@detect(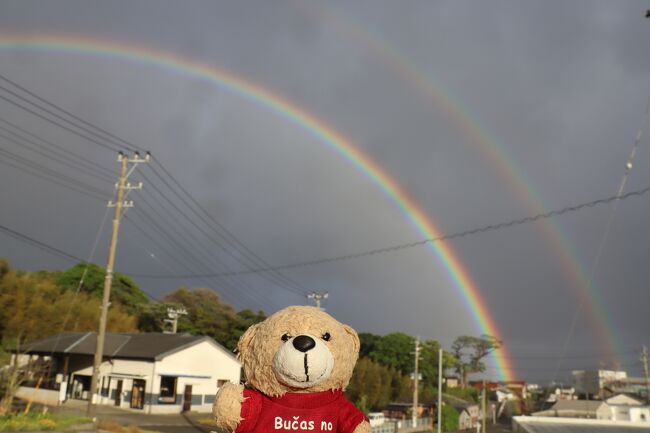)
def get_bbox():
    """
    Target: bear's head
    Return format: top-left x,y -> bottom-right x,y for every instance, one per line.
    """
237,305 -> 360,397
